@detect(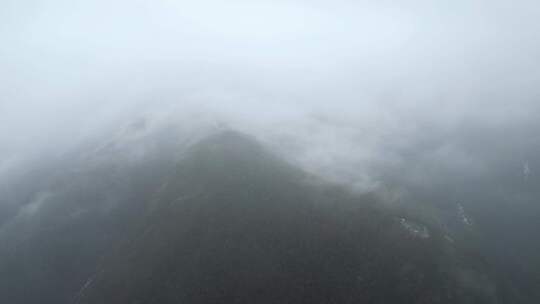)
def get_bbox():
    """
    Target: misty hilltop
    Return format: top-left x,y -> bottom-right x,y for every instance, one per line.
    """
3,1 -> 540,303
0,129 -> 508,304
